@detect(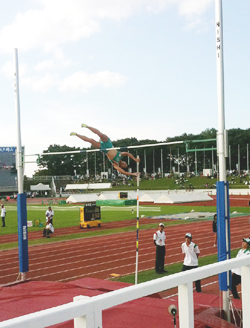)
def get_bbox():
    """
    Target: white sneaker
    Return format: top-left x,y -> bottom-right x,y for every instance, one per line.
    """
70,132 -> 77,136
